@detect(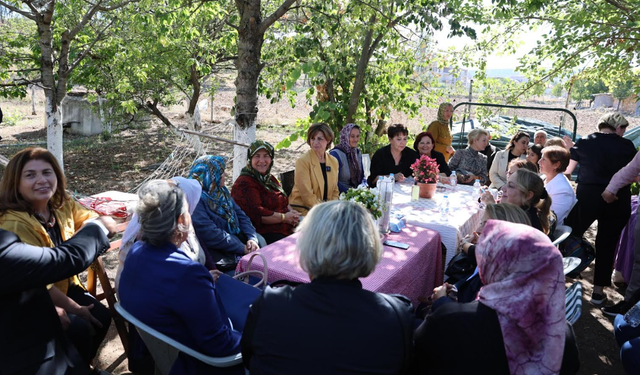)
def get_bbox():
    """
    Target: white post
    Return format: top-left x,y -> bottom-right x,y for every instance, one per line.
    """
232,122 -> 255,182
